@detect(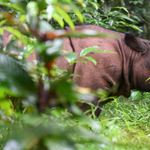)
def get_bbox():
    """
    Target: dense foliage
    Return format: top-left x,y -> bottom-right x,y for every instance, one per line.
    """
0,0 -> 150,149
